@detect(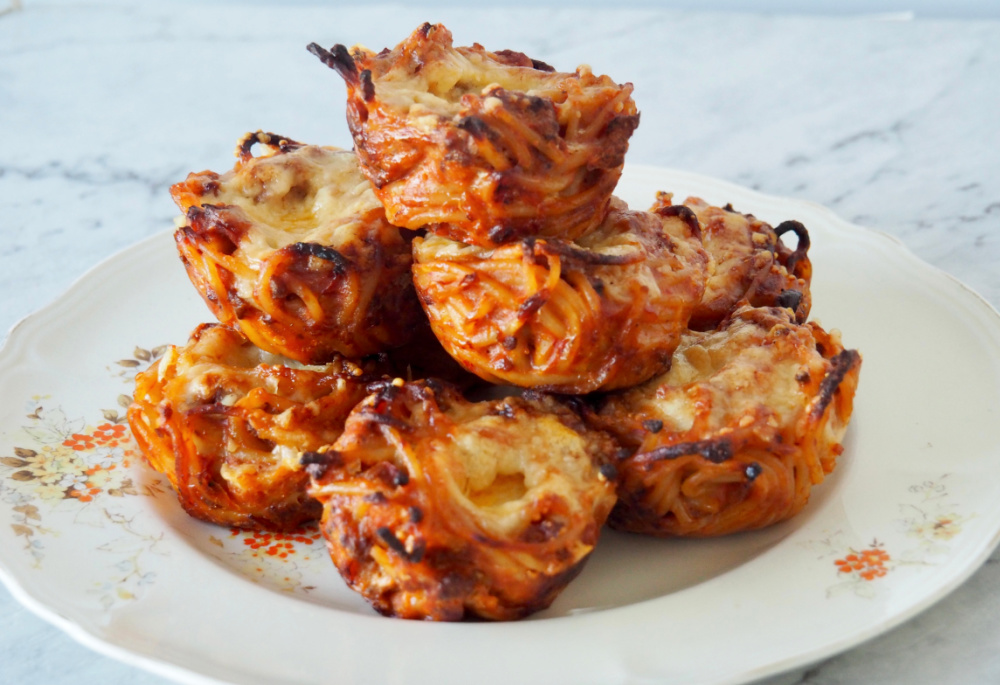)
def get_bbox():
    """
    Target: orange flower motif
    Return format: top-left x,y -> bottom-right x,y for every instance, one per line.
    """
93,423 -> 128,447
67,485 -> 101,503
834,544 -> 891,581
861,548 -> 890,564
62,433 -> 96,451
230,527 -> 323,562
